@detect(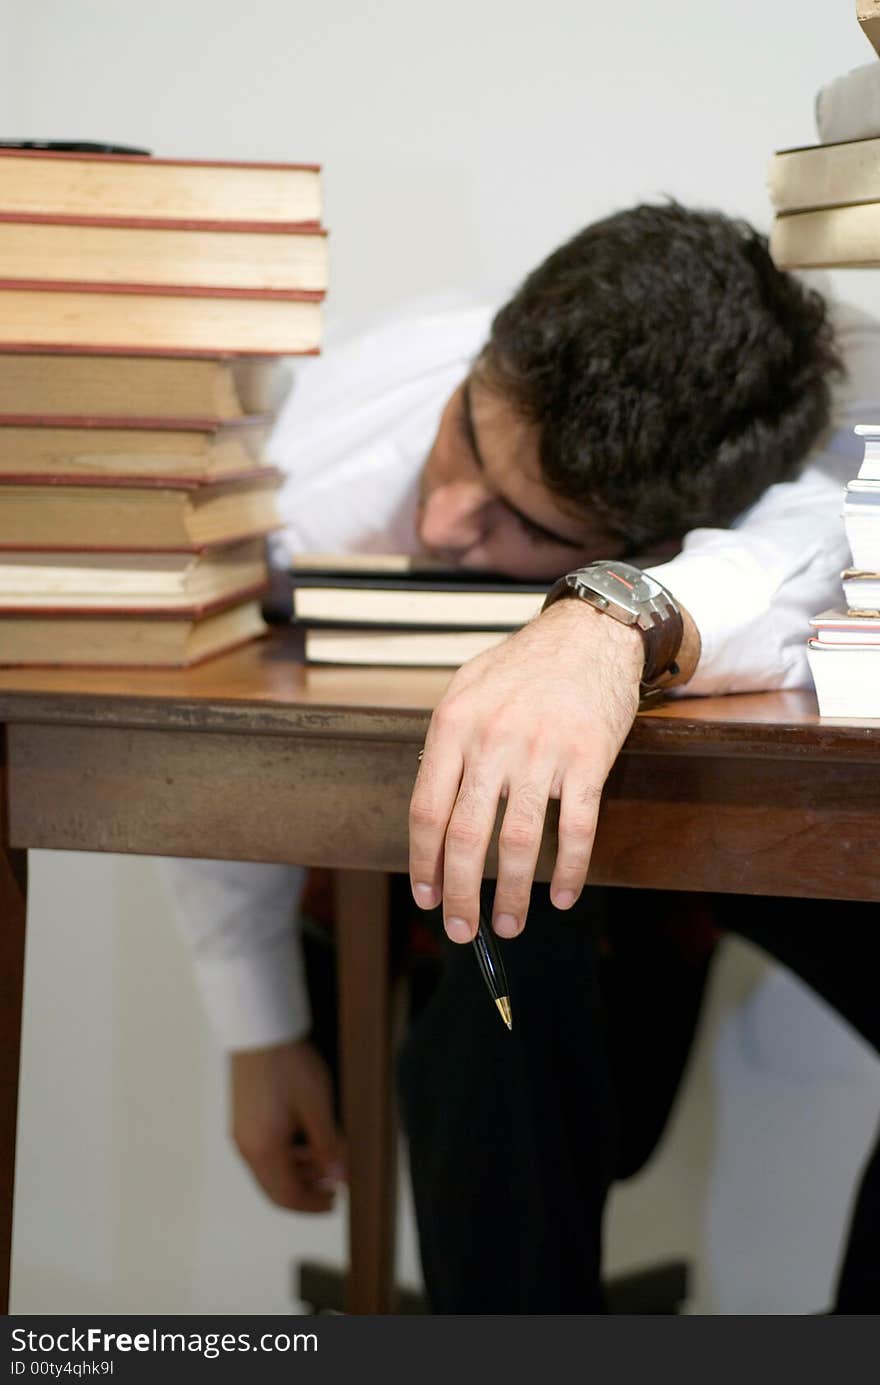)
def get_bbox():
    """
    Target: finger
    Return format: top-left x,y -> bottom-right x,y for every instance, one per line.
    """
441,760 -> 505,942
249,1149 -> 336,1214
292,1148 -> 346,1199
297,1109 -> 346,1184
409,729 -> 464,912
491,770 -> 554,936
549,771 -> 603,910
